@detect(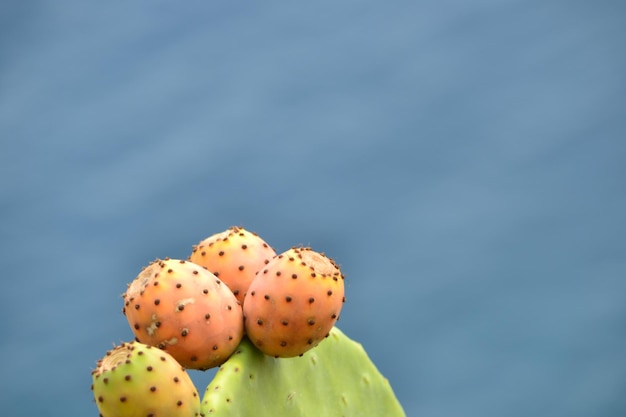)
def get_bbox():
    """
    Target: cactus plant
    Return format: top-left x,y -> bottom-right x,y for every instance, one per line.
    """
92,226 -> 405,416
200,327 -> 405,416
123,258 -> 244,370
243,247 -> 345,358
91,341 -> 201,417
189,226 -> 277,304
